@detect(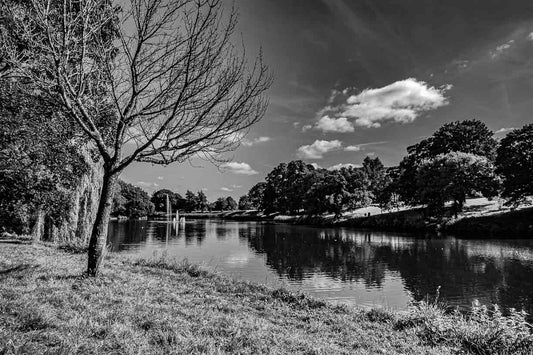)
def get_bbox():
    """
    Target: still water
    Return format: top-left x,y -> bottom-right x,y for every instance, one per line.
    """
108,218 -> 533,315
